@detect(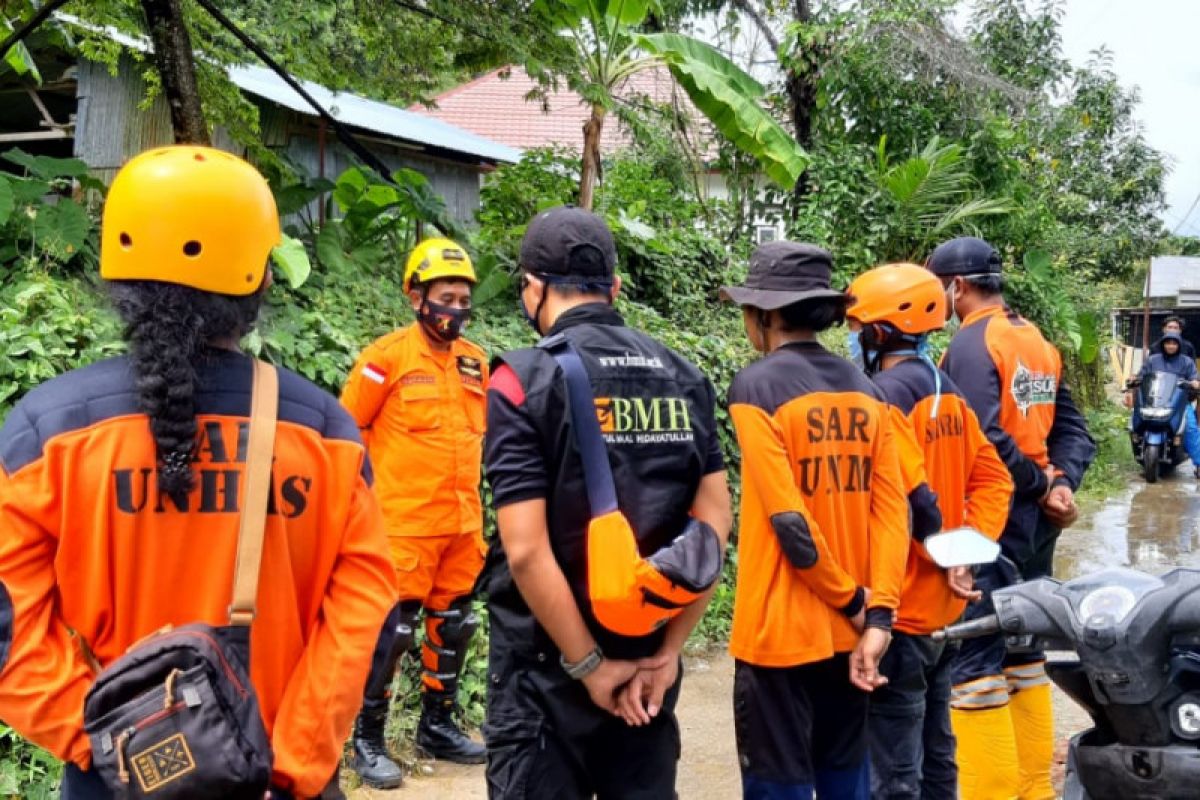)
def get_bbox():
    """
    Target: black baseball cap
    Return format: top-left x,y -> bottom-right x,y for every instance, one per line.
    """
720,242 -> 845,310
519,205 -> 616,281
925,236 -> 1002,277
